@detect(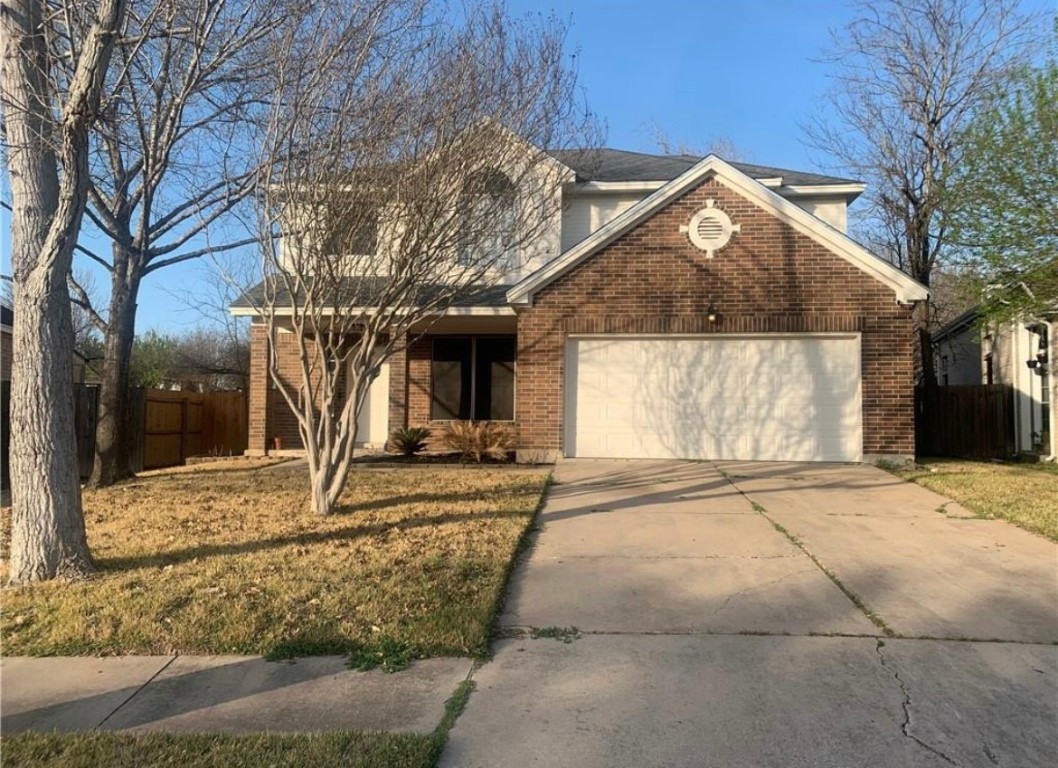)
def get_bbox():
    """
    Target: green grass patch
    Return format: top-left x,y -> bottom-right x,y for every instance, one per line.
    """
1,464 -> 550,657
529,626 -> 581,643
0,731 -> 436,768
893,459 -> 1057,540
0,676 -> 479,768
